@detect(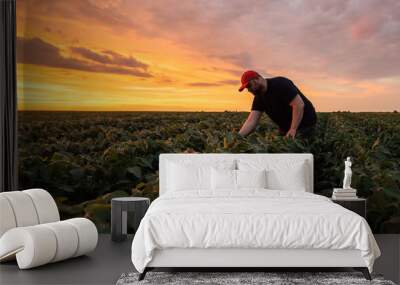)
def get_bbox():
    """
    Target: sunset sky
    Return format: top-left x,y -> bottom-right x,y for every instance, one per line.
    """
16,0 -> 400,112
